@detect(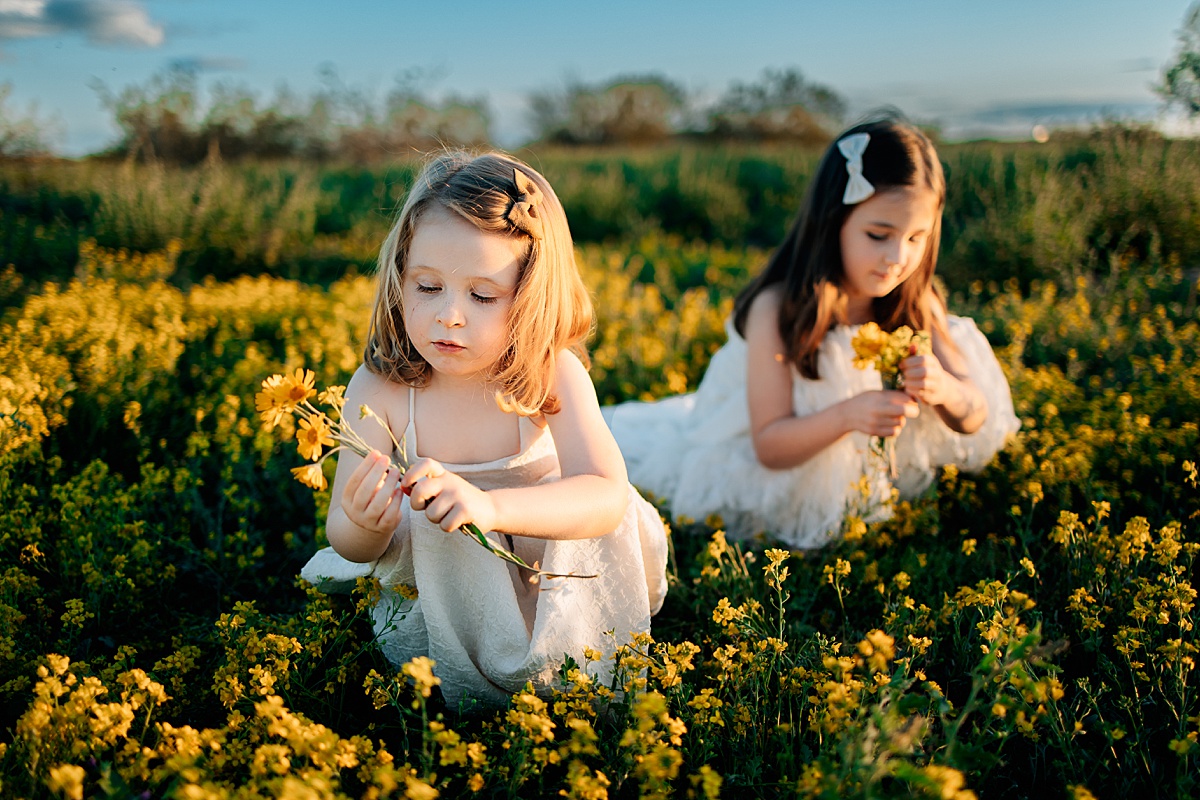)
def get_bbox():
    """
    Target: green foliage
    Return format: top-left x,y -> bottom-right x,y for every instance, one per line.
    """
0,83 -> 60,158
90,65 -> 491,165
4,125 -> 1198,277
706,67 -> 845,143
1159,3 -> 1200,117
0,132 -> 1199,797
529,74 -> 687,145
